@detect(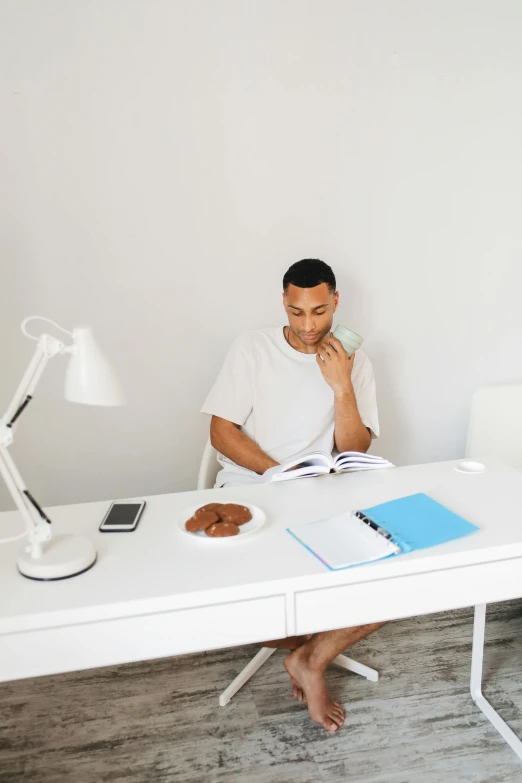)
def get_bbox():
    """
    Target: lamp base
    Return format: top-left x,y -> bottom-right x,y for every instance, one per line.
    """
17,534 -> 97,580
